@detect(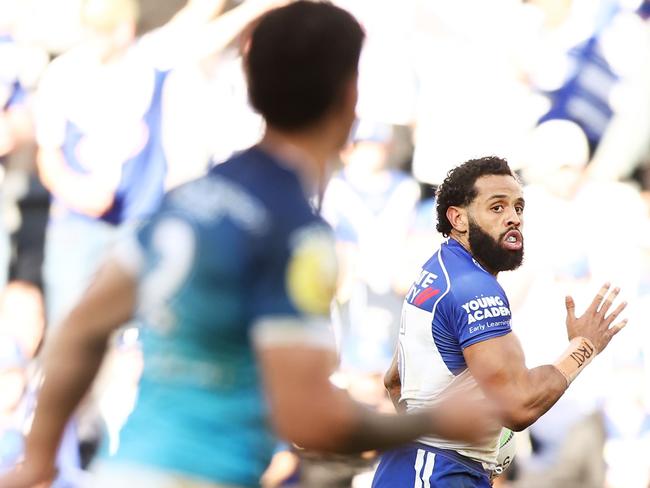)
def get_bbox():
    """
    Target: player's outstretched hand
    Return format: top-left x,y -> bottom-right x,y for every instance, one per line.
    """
565,282 -> 628,354
427,390 -> 501,444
